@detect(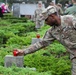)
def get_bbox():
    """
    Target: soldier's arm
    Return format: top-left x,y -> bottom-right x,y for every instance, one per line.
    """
22,28 -> 55,55
73,18 -> 76,29
34,10 -> 37,21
